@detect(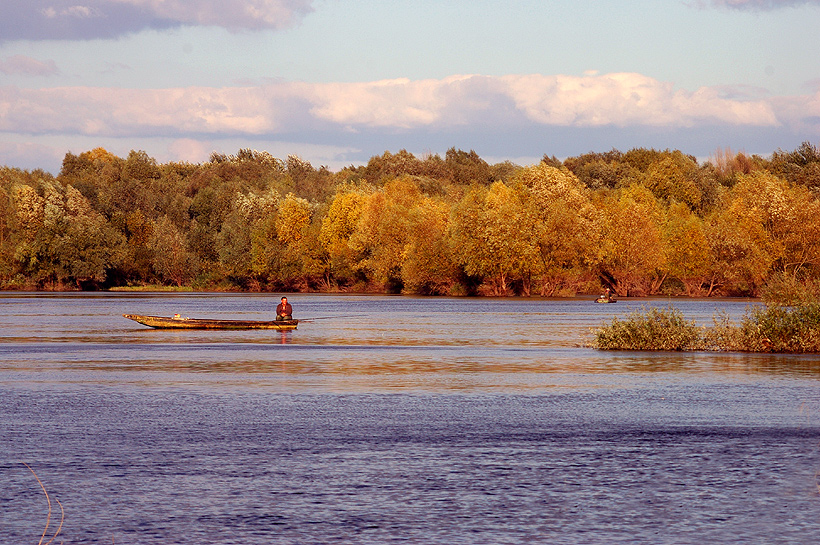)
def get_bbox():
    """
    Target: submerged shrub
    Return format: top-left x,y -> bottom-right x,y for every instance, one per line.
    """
737,302 -> 820,353
594,306 -> 703,351
701,310 -> 745,352
595,298 -> 820,353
